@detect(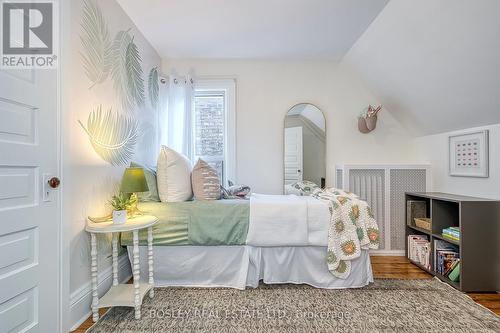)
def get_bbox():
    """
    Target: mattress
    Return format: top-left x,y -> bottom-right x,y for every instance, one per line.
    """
121,195 -> 331,247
